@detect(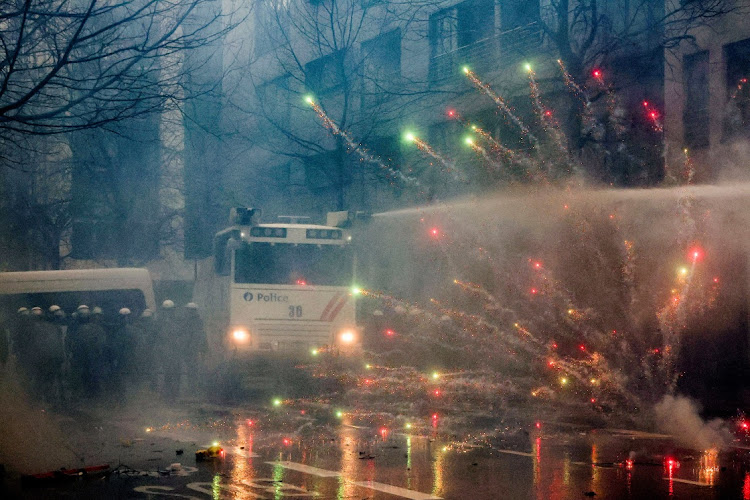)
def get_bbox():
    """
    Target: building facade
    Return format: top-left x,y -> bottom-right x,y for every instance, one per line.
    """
213,0 -> 668,234
664,4 -> 750,182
